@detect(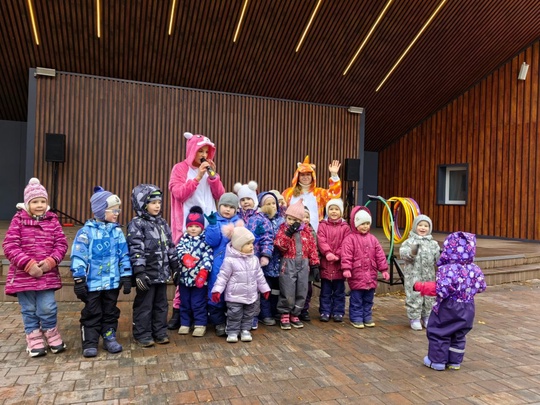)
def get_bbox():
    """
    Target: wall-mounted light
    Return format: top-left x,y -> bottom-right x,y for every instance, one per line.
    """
348,107 -> 364,114
233,0 -> 249,43
34,67 -> 56,77
518,62 -> 529,81
168,0 -> 178,35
